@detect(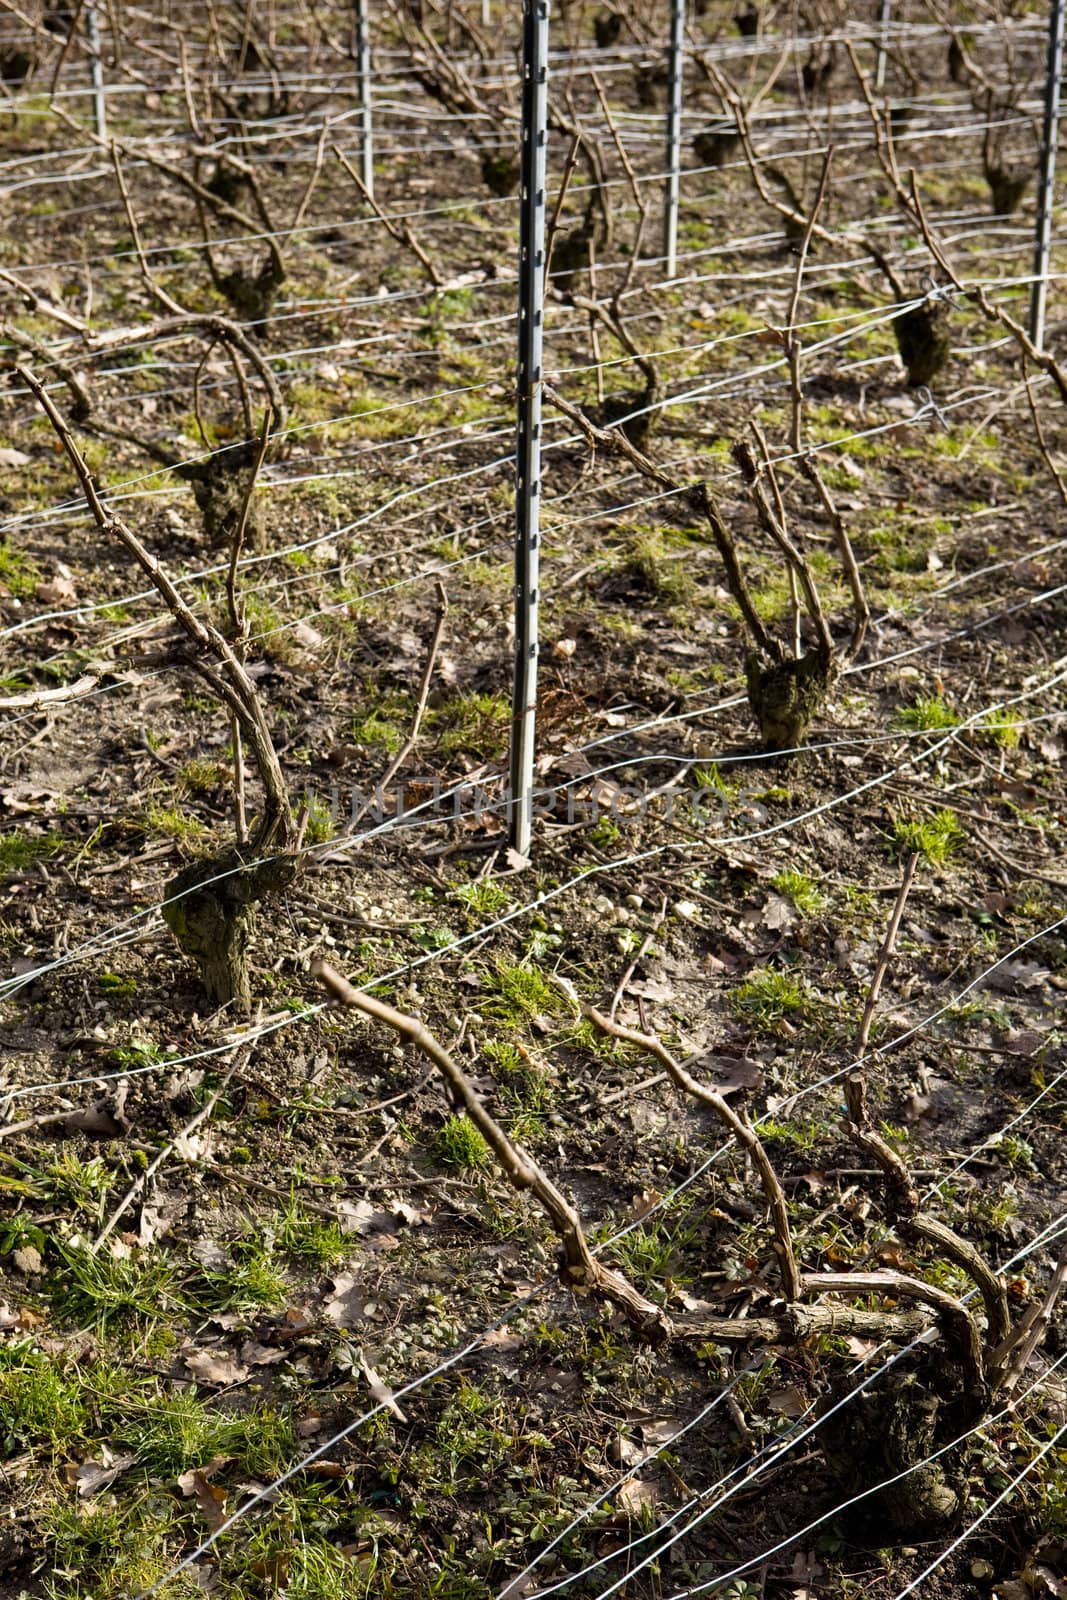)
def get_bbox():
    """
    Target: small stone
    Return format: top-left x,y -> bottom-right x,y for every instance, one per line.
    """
592,895 -> 614,917
970,1561 -> 994,1581
625,894 -> 644,909
674,900 -> 699,920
